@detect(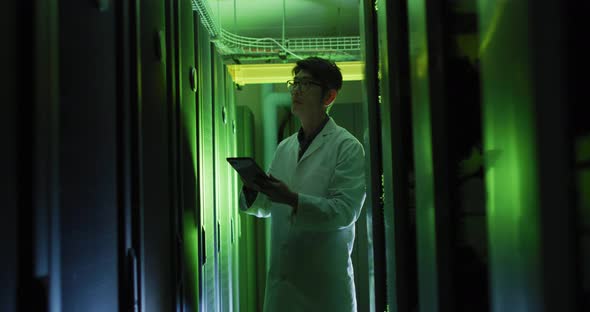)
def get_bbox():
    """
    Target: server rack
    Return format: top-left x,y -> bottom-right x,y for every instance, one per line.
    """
373,0 -> 417,311
139,0 -> 178,310
226,70 -> 240,312
568,4 -> 590,310
360,1 -> 387,311
116,0 -> 142,310
195,18 -> 217,312
177,0 -> 200,310
236,106 -> 260,312
211,48 -> 239,312
477,1 -> 578,310
1,2 -> 19,310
